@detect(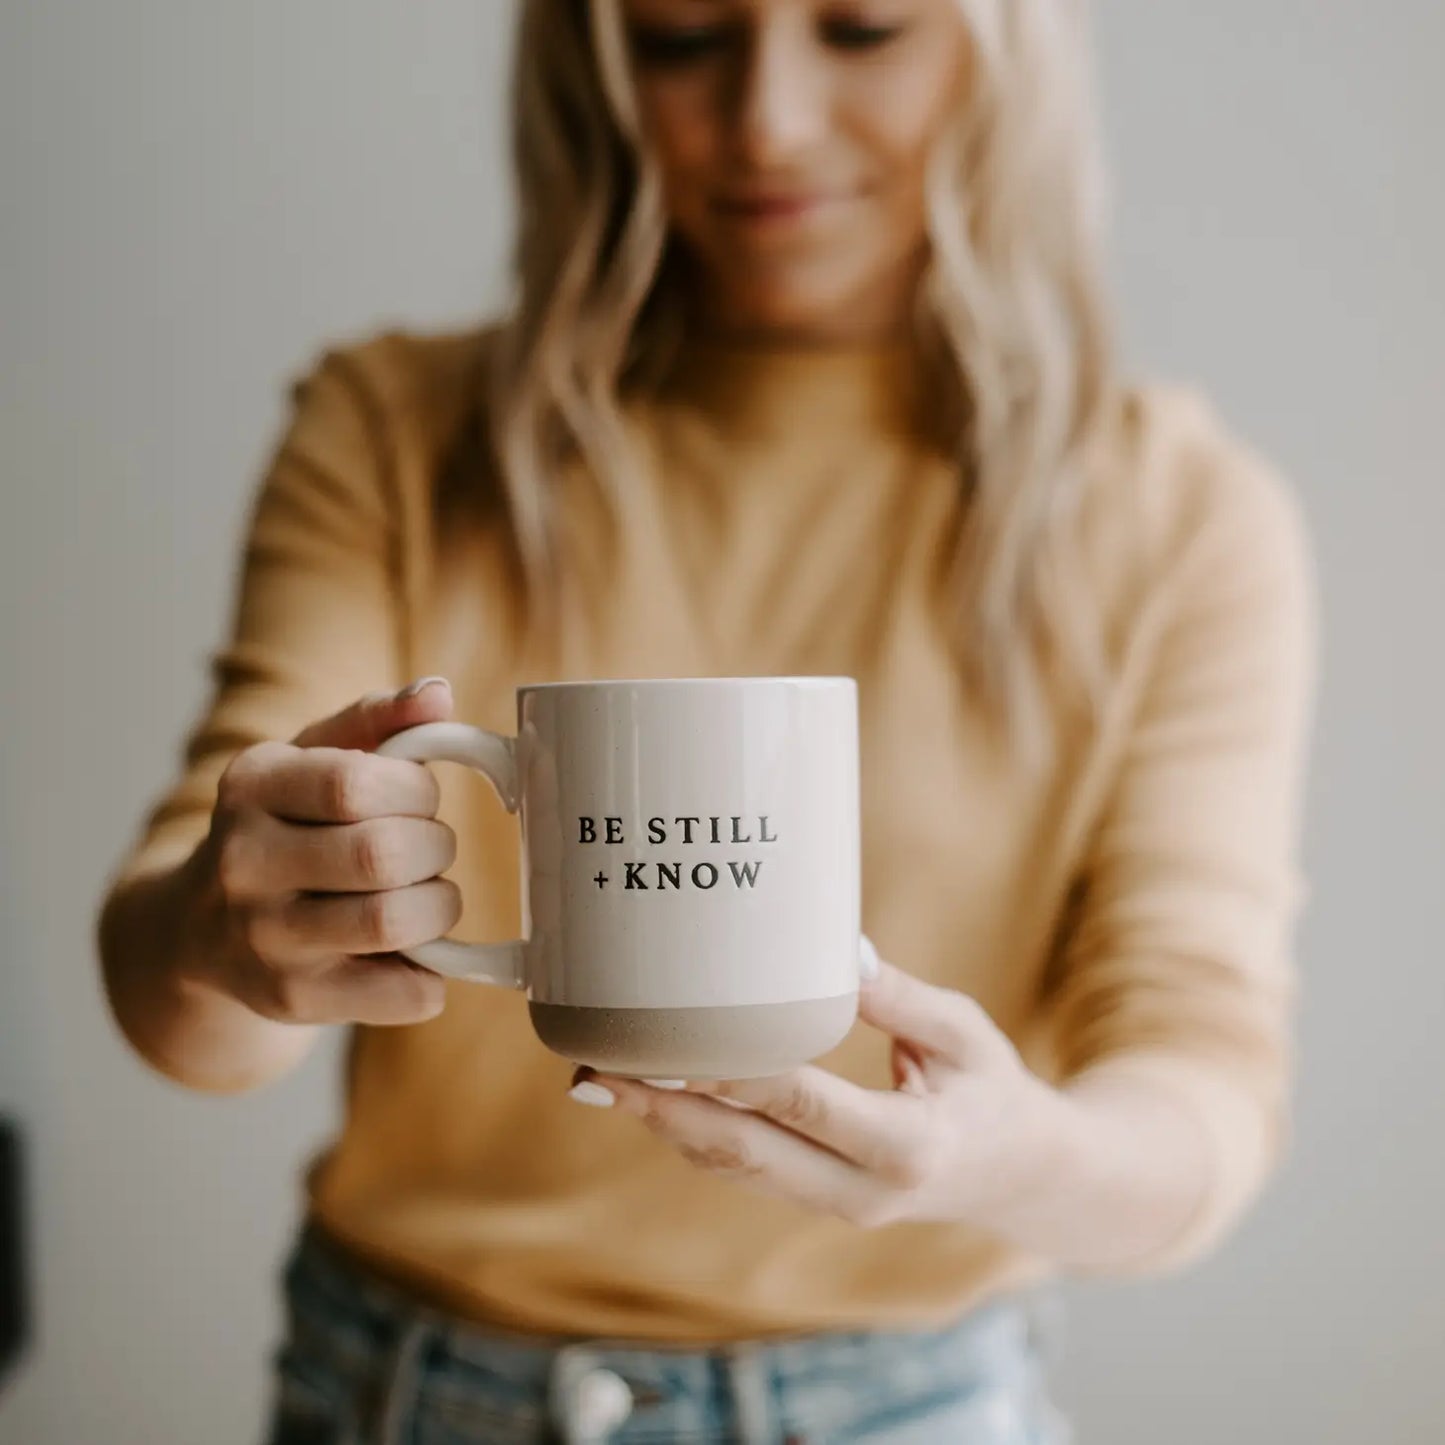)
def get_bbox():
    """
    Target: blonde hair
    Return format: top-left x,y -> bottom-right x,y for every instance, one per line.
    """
483,0 -> 1115,755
